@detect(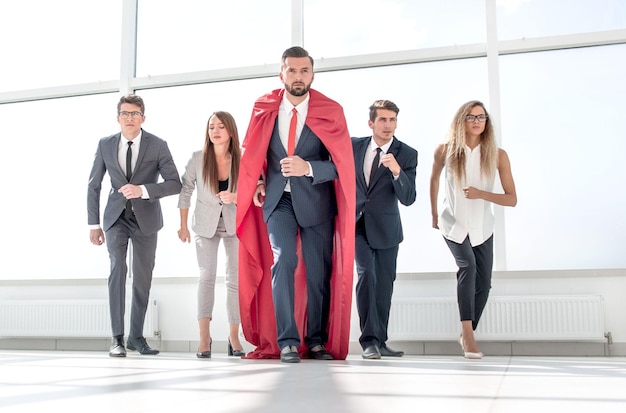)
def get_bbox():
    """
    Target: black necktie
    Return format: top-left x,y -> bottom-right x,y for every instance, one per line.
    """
369,147 -> 381,187
126,141 -> 133,181
125,141 -> 133,218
